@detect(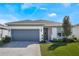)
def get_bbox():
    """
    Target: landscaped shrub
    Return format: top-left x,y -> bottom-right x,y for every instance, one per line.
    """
1,37 -> 5,43
52,37 -> 77,43
49,40 -> 53,42
52,38 -> 58,42
62,36 -> 78,43
62,38 -> 73,42
57,39 -> 63,42
49,39 -> 63,42
0,40 -> 4,46
40,40 -> 46,43
71,35 -> 78,42
0,36 -> 11,46
2,36 -> 11,43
